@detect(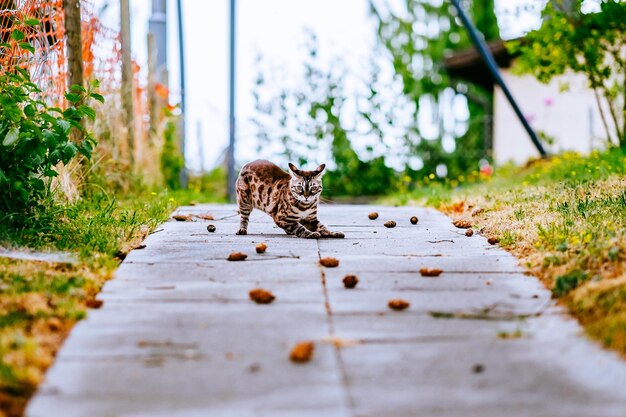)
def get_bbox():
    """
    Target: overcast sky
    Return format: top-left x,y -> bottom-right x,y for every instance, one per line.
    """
95,0 -> 561,172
